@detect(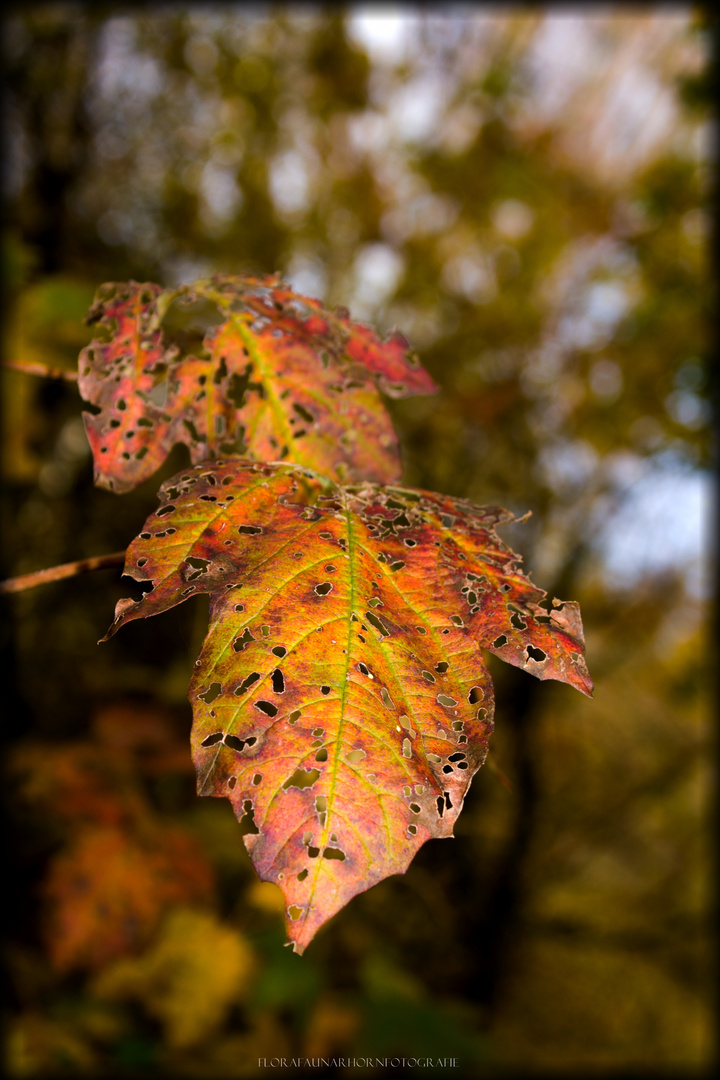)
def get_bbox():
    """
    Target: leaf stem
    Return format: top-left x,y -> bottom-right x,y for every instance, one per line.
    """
2,359 -> 79,382
0,552 -> 126,595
